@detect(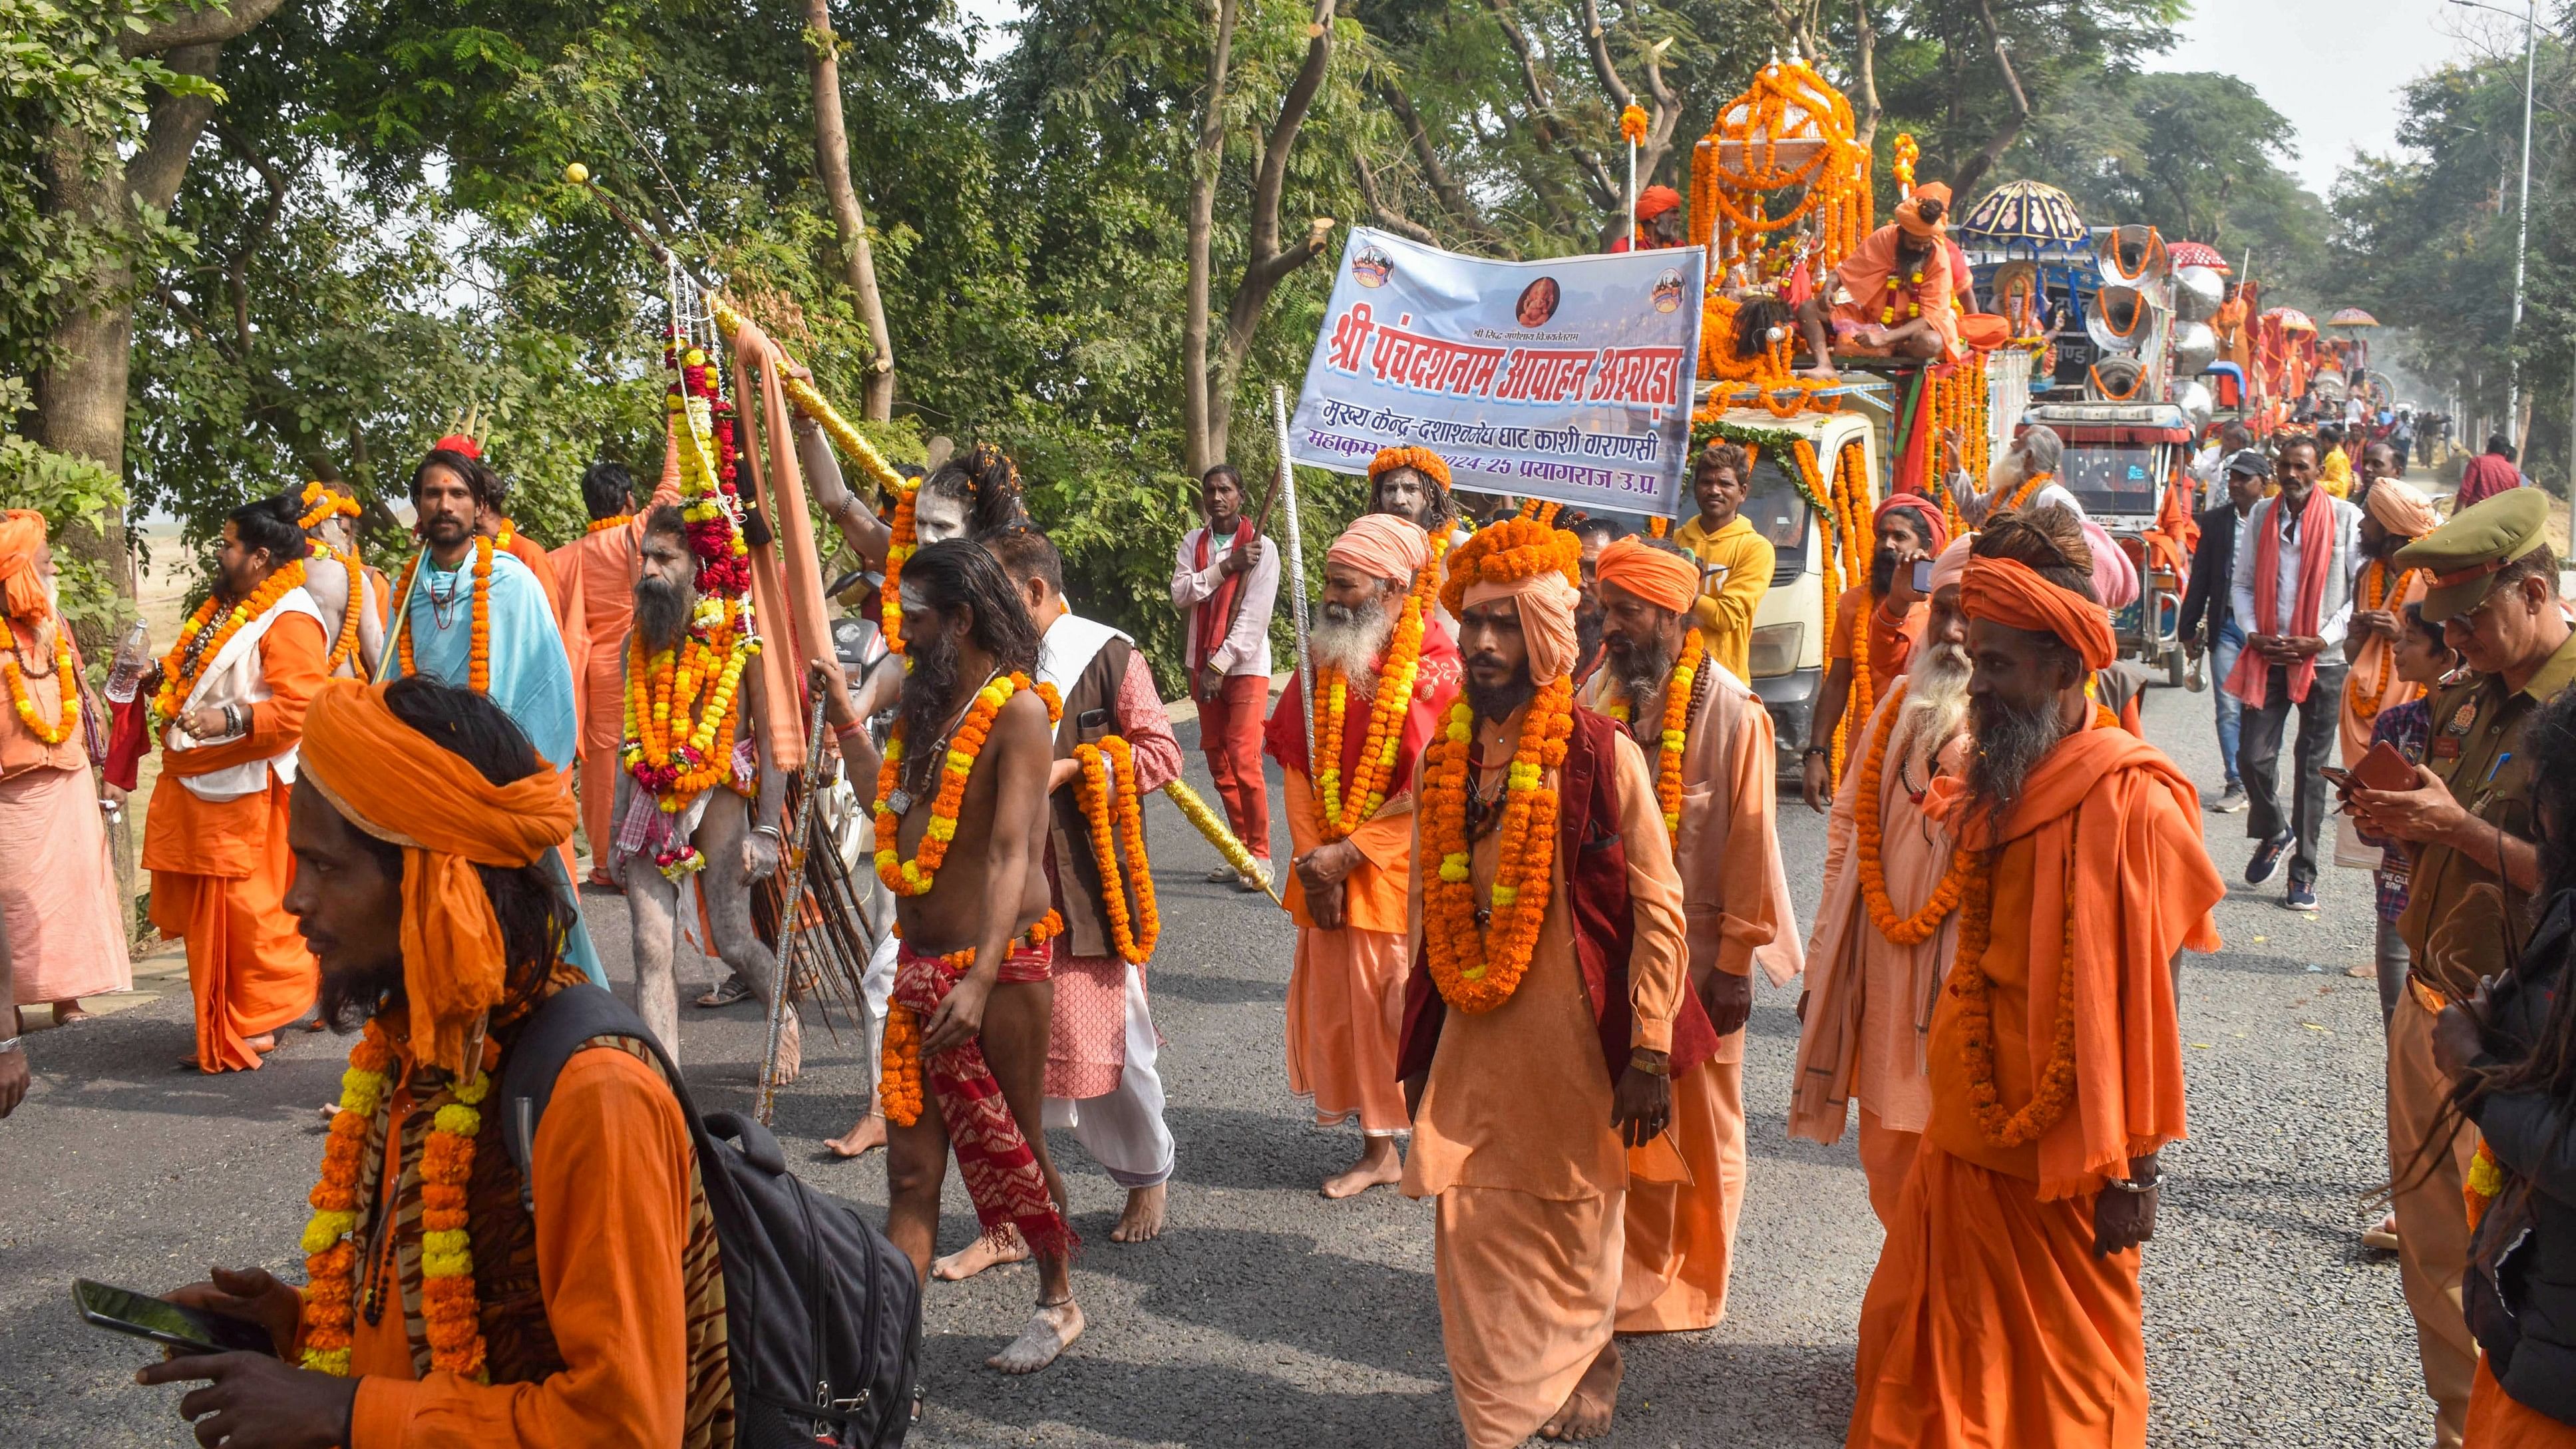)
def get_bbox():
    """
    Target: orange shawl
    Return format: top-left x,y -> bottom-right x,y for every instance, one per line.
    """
1926,725 -> 2223,1198
300,678 -> 576,1073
